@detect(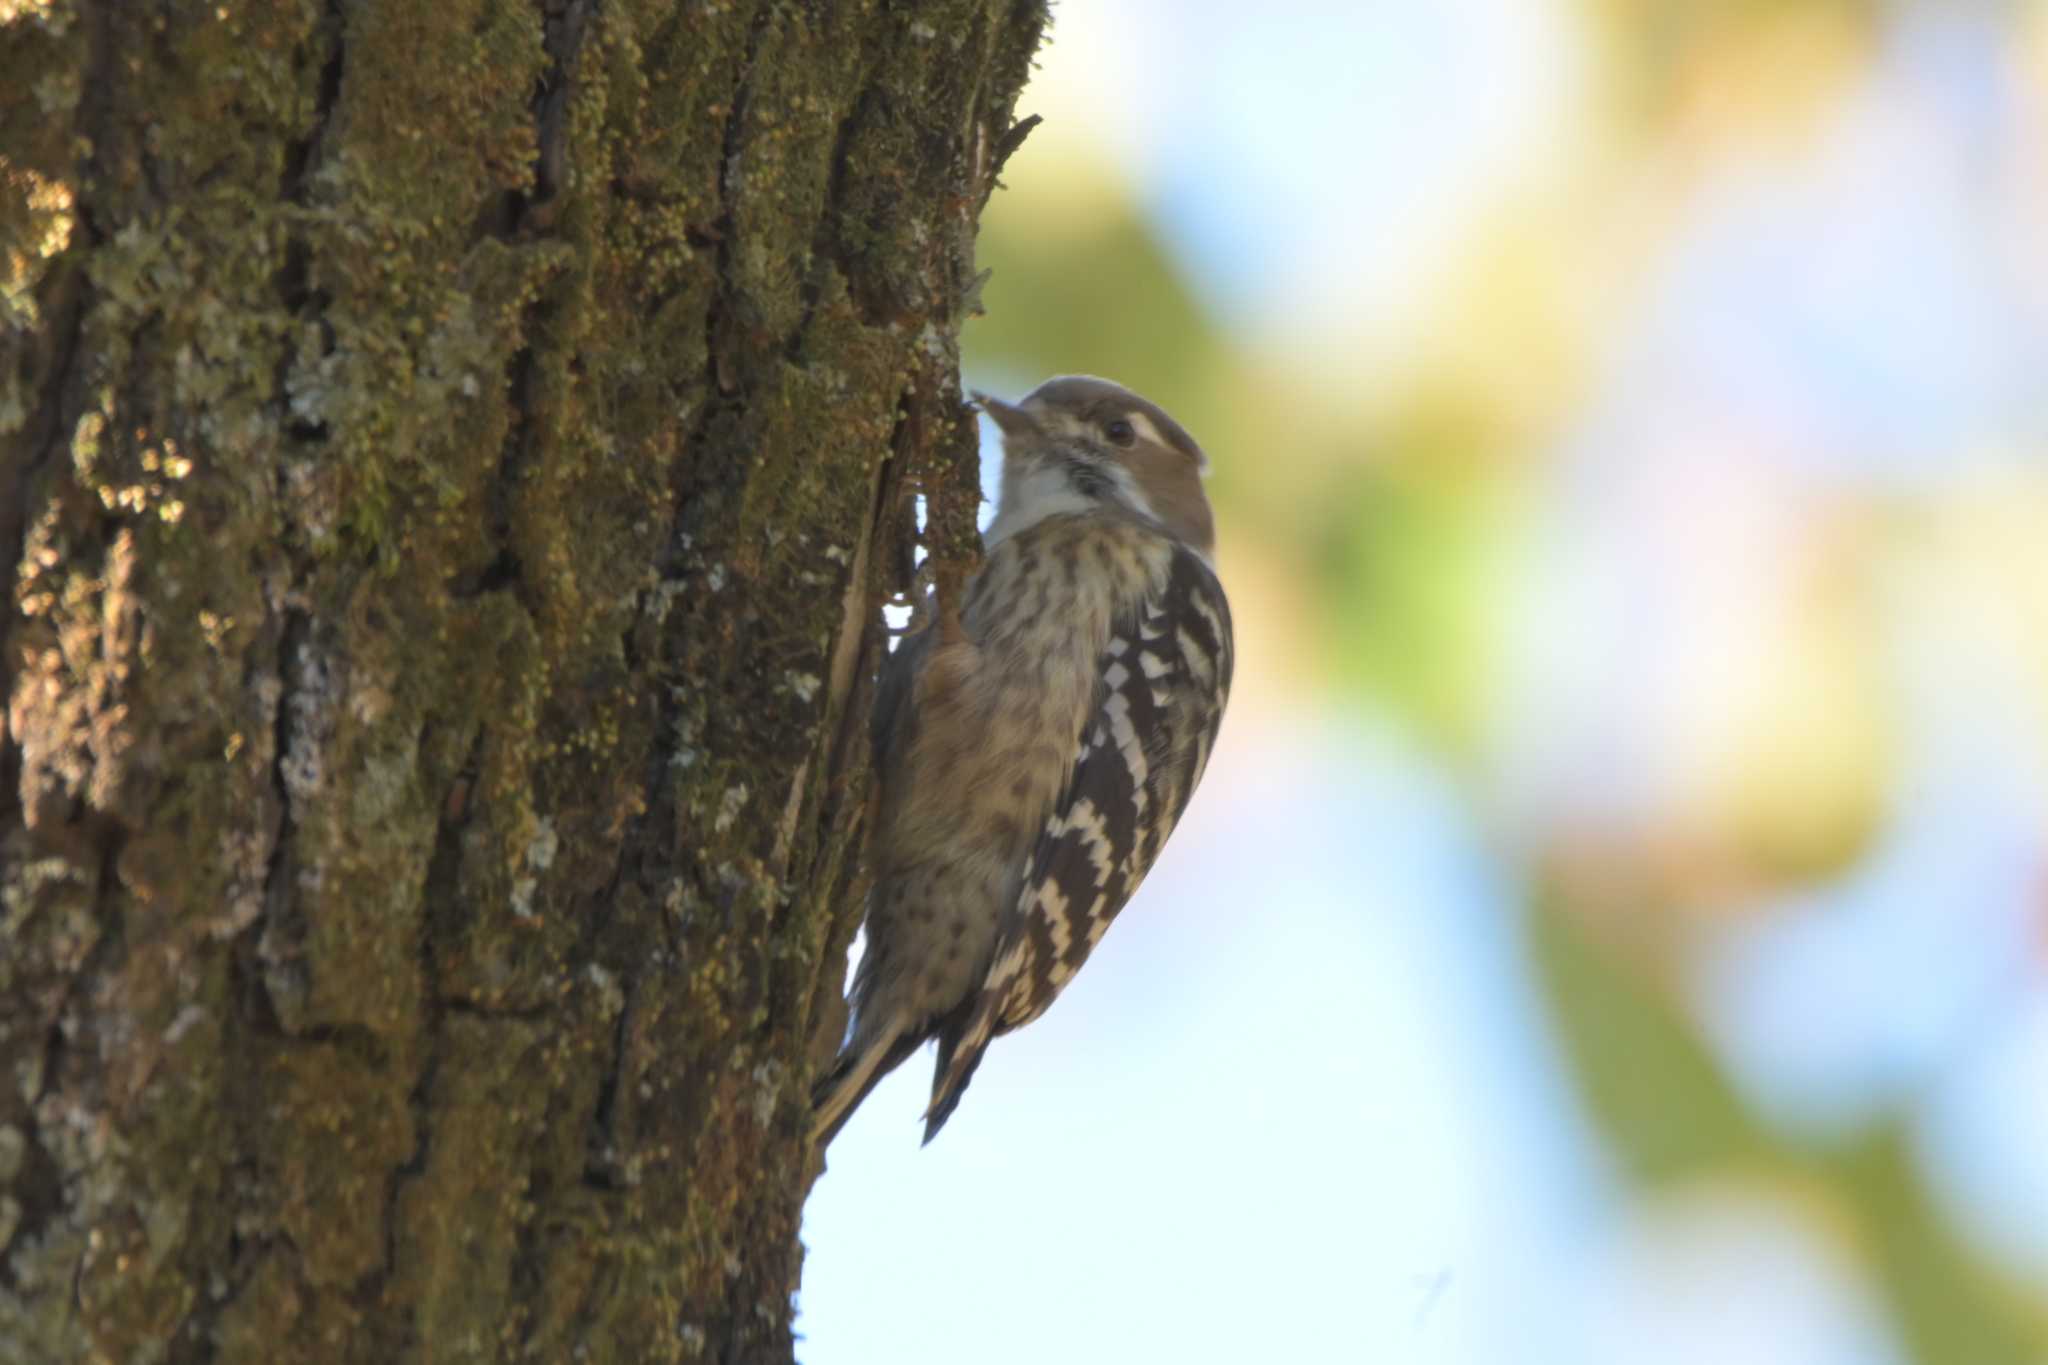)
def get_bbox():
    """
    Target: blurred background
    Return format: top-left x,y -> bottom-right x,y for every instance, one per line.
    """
801,2 -> 2048,1361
